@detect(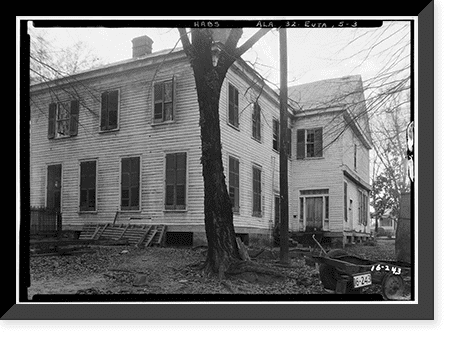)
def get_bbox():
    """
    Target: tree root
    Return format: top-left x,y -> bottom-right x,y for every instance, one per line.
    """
225,260 -> 287,283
